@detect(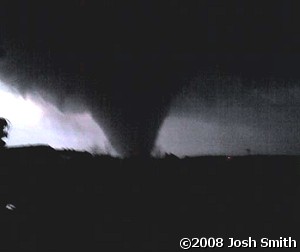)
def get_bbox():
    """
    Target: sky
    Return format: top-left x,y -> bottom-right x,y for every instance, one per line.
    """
155,74 -> 300,157
1,76 -> 299,157
0,81 -> 116,155
1,1 -> 300,157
